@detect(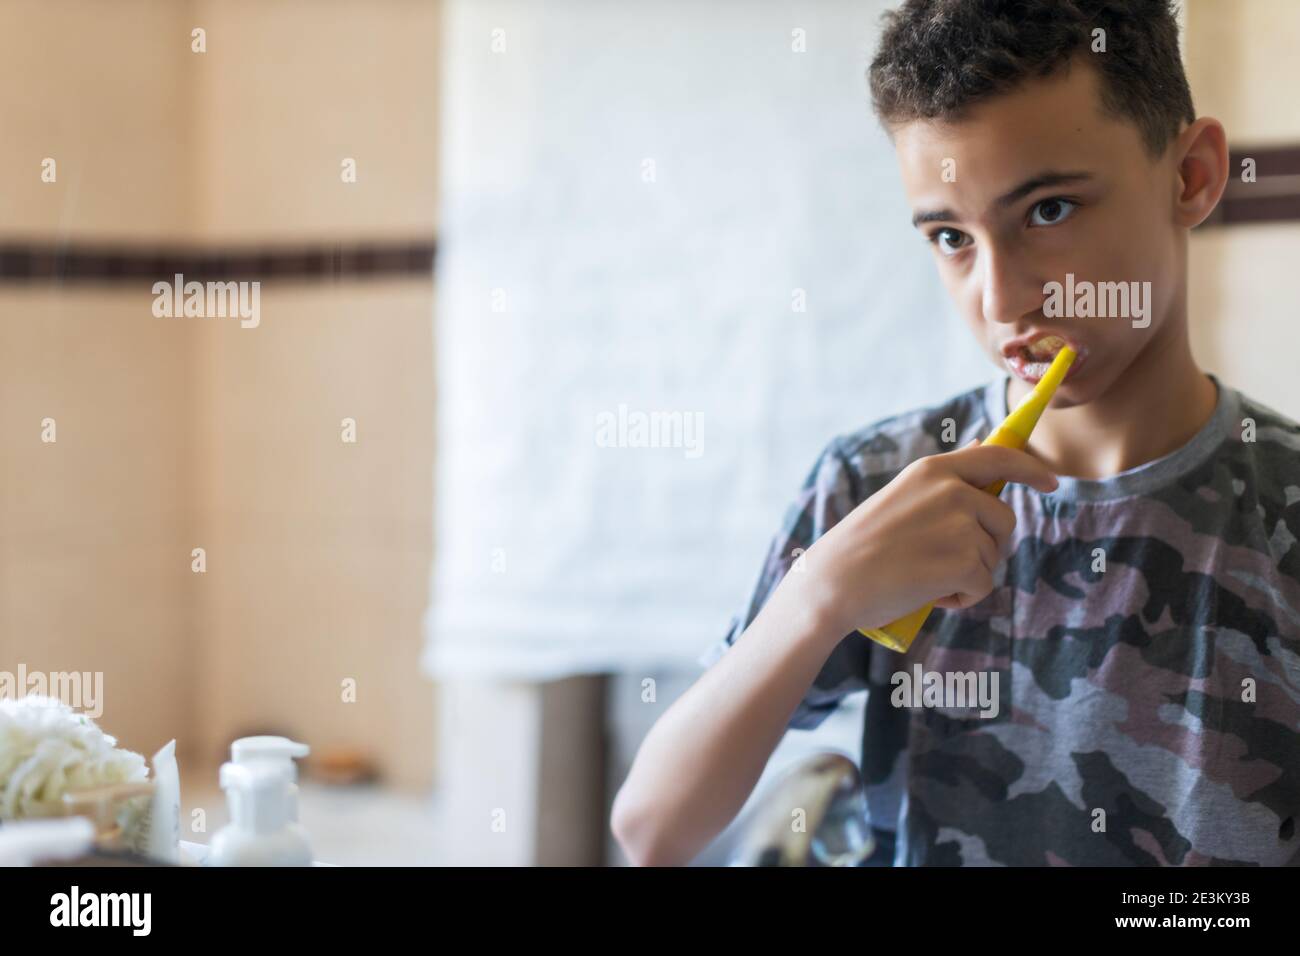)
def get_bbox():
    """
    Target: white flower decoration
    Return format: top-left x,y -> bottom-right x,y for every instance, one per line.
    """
0,695 -> 147,820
